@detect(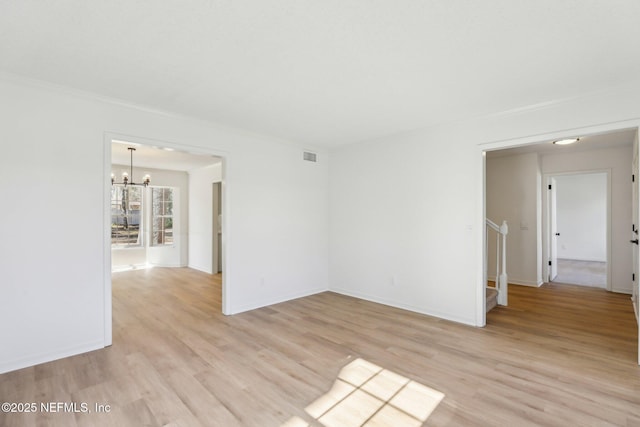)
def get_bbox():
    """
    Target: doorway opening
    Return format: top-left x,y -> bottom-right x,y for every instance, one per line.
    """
546,172 -> 609,289
480,126 -> 637,325
104,133 -> 228,346
480,123 -> 640,364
